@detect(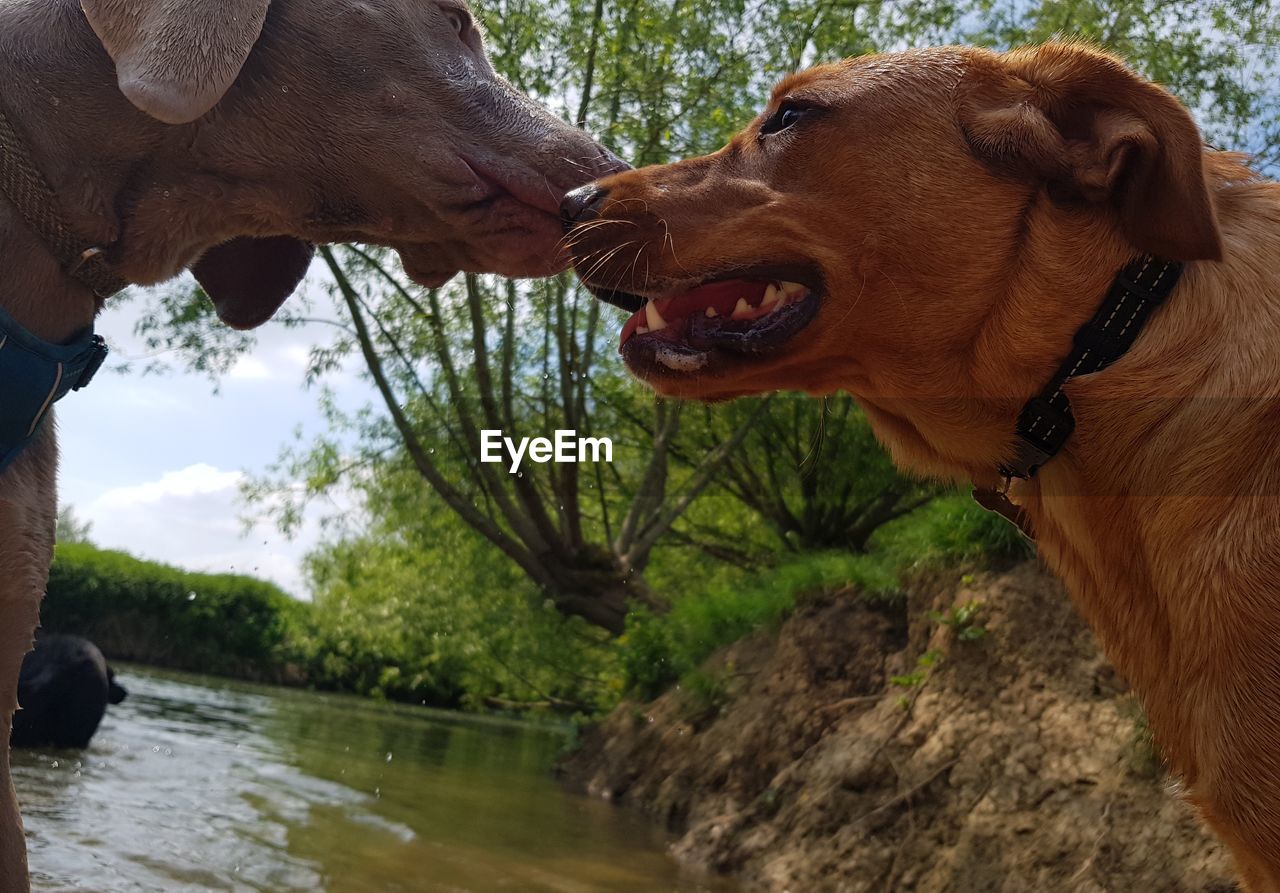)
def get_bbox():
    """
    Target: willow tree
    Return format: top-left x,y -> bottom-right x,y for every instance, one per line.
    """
294,247 -> 756,633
